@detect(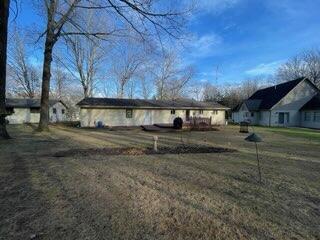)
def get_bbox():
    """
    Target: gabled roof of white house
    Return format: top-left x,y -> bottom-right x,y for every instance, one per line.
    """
6,98 -> 66,108
77,98 -> 229,110
234,77 -> 318,112
248,77 -> 308,110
